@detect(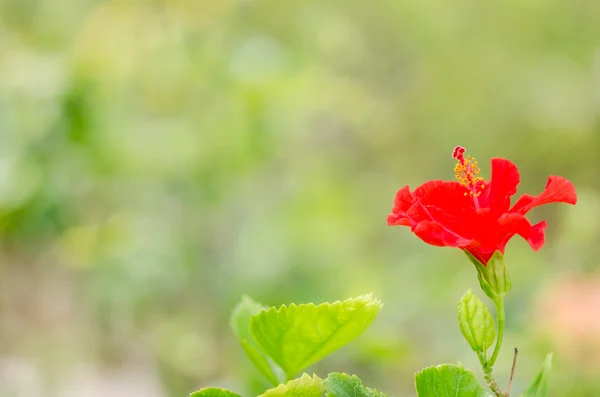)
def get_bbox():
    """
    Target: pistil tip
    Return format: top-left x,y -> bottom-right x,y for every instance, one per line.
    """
452,146 -> 466,161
